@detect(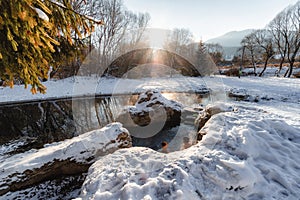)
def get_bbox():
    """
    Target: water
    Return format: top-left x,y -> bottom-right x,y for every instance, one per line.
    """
0,92 -> 210,154
92,92 -> 208,151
